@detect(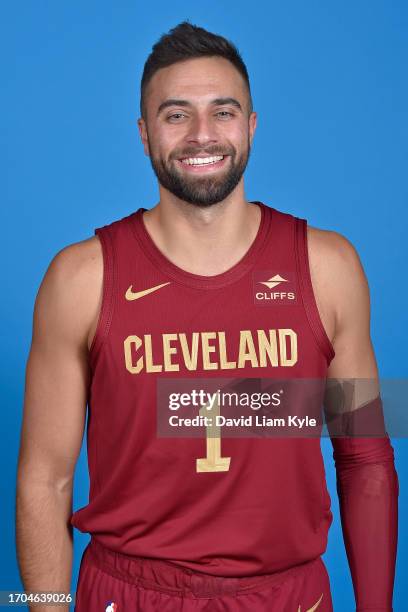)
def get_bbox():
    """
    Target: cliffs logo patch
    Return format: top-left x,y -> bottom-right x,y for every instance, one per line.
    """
253,271 -> 297,305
